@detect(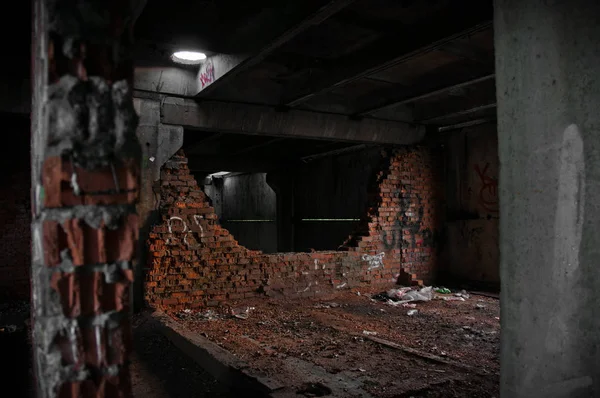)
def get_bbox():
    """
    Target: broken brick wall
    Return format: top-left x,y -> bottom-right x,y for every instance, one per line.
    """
145,147 -> 443,311
342,146 -> 445,284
